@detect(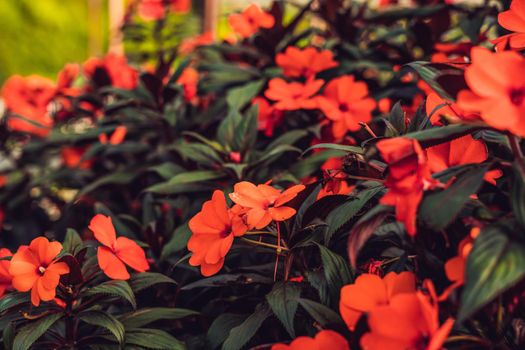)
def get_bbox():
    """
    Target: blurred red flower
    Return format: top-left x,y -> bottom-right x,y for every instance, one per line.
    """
276,46 -> 338,79
99,126 -> 127,145
252,97 -> 283,137
228,4 -> 275,38
457,47 -> 525,136
492,0 -> 525,51
176,67 -> 198,102
137,0 -> 190,20
61,146 -> 93,169
83,53 -> 138,90
1,75 -> 55,137
317,75 -> 376,139
272,330 -> 349,350
265,78 -> 323,111
377,138 -> 440,236
0,248 -> 12,298
179,32 -> 214,55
